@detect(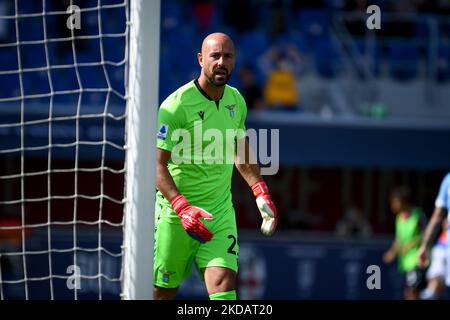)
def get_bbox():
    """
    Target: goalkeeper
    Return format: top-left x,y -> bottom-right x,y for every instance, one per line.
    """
153,33 -> 278,300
